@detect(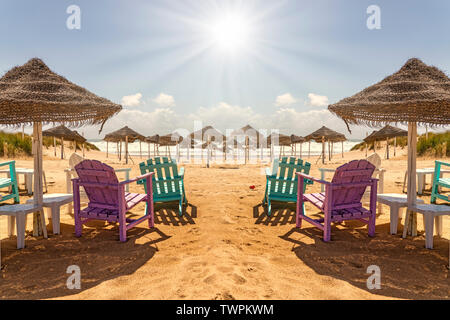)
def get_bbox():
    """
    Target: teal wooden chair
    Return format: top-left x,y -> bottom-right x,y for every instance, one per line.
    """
0,160 -> 20,204
138,157 -> 187,216
431,160 -> 450,204
263,157 -> 313,216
